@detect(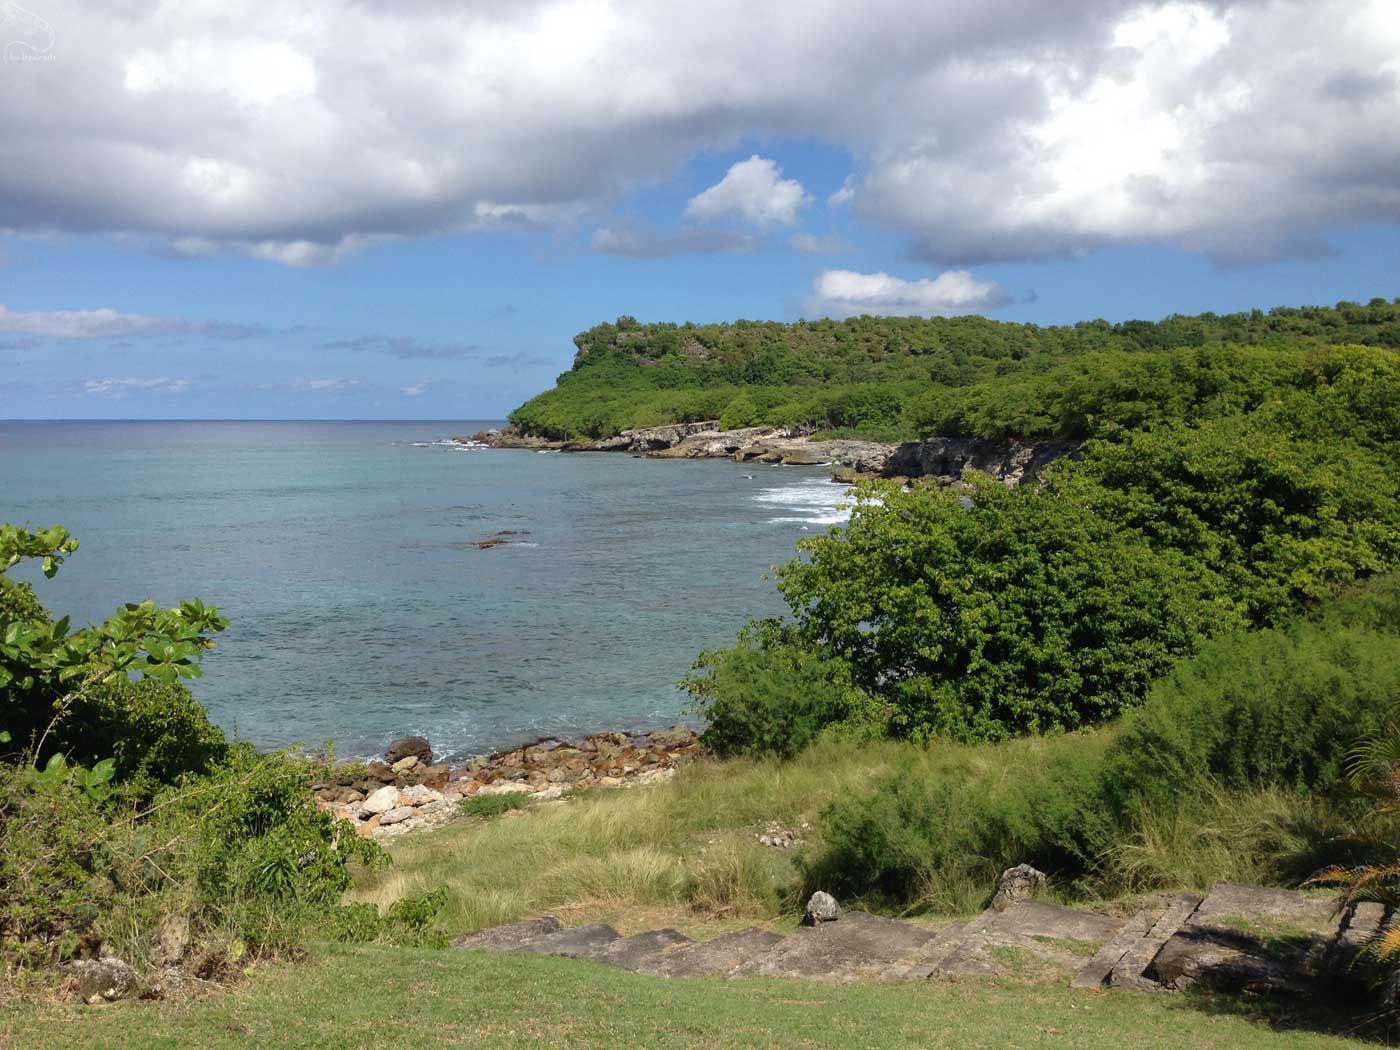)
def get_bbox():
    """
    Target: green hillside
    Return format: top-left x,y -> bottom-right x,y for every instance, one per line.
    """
509,299 -> 1400,442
